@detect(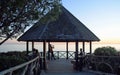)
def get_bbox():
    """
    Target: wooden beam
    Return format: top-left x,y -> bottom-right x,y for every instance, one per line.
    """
66,42 -> 68,59
43,41 -> 46,70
